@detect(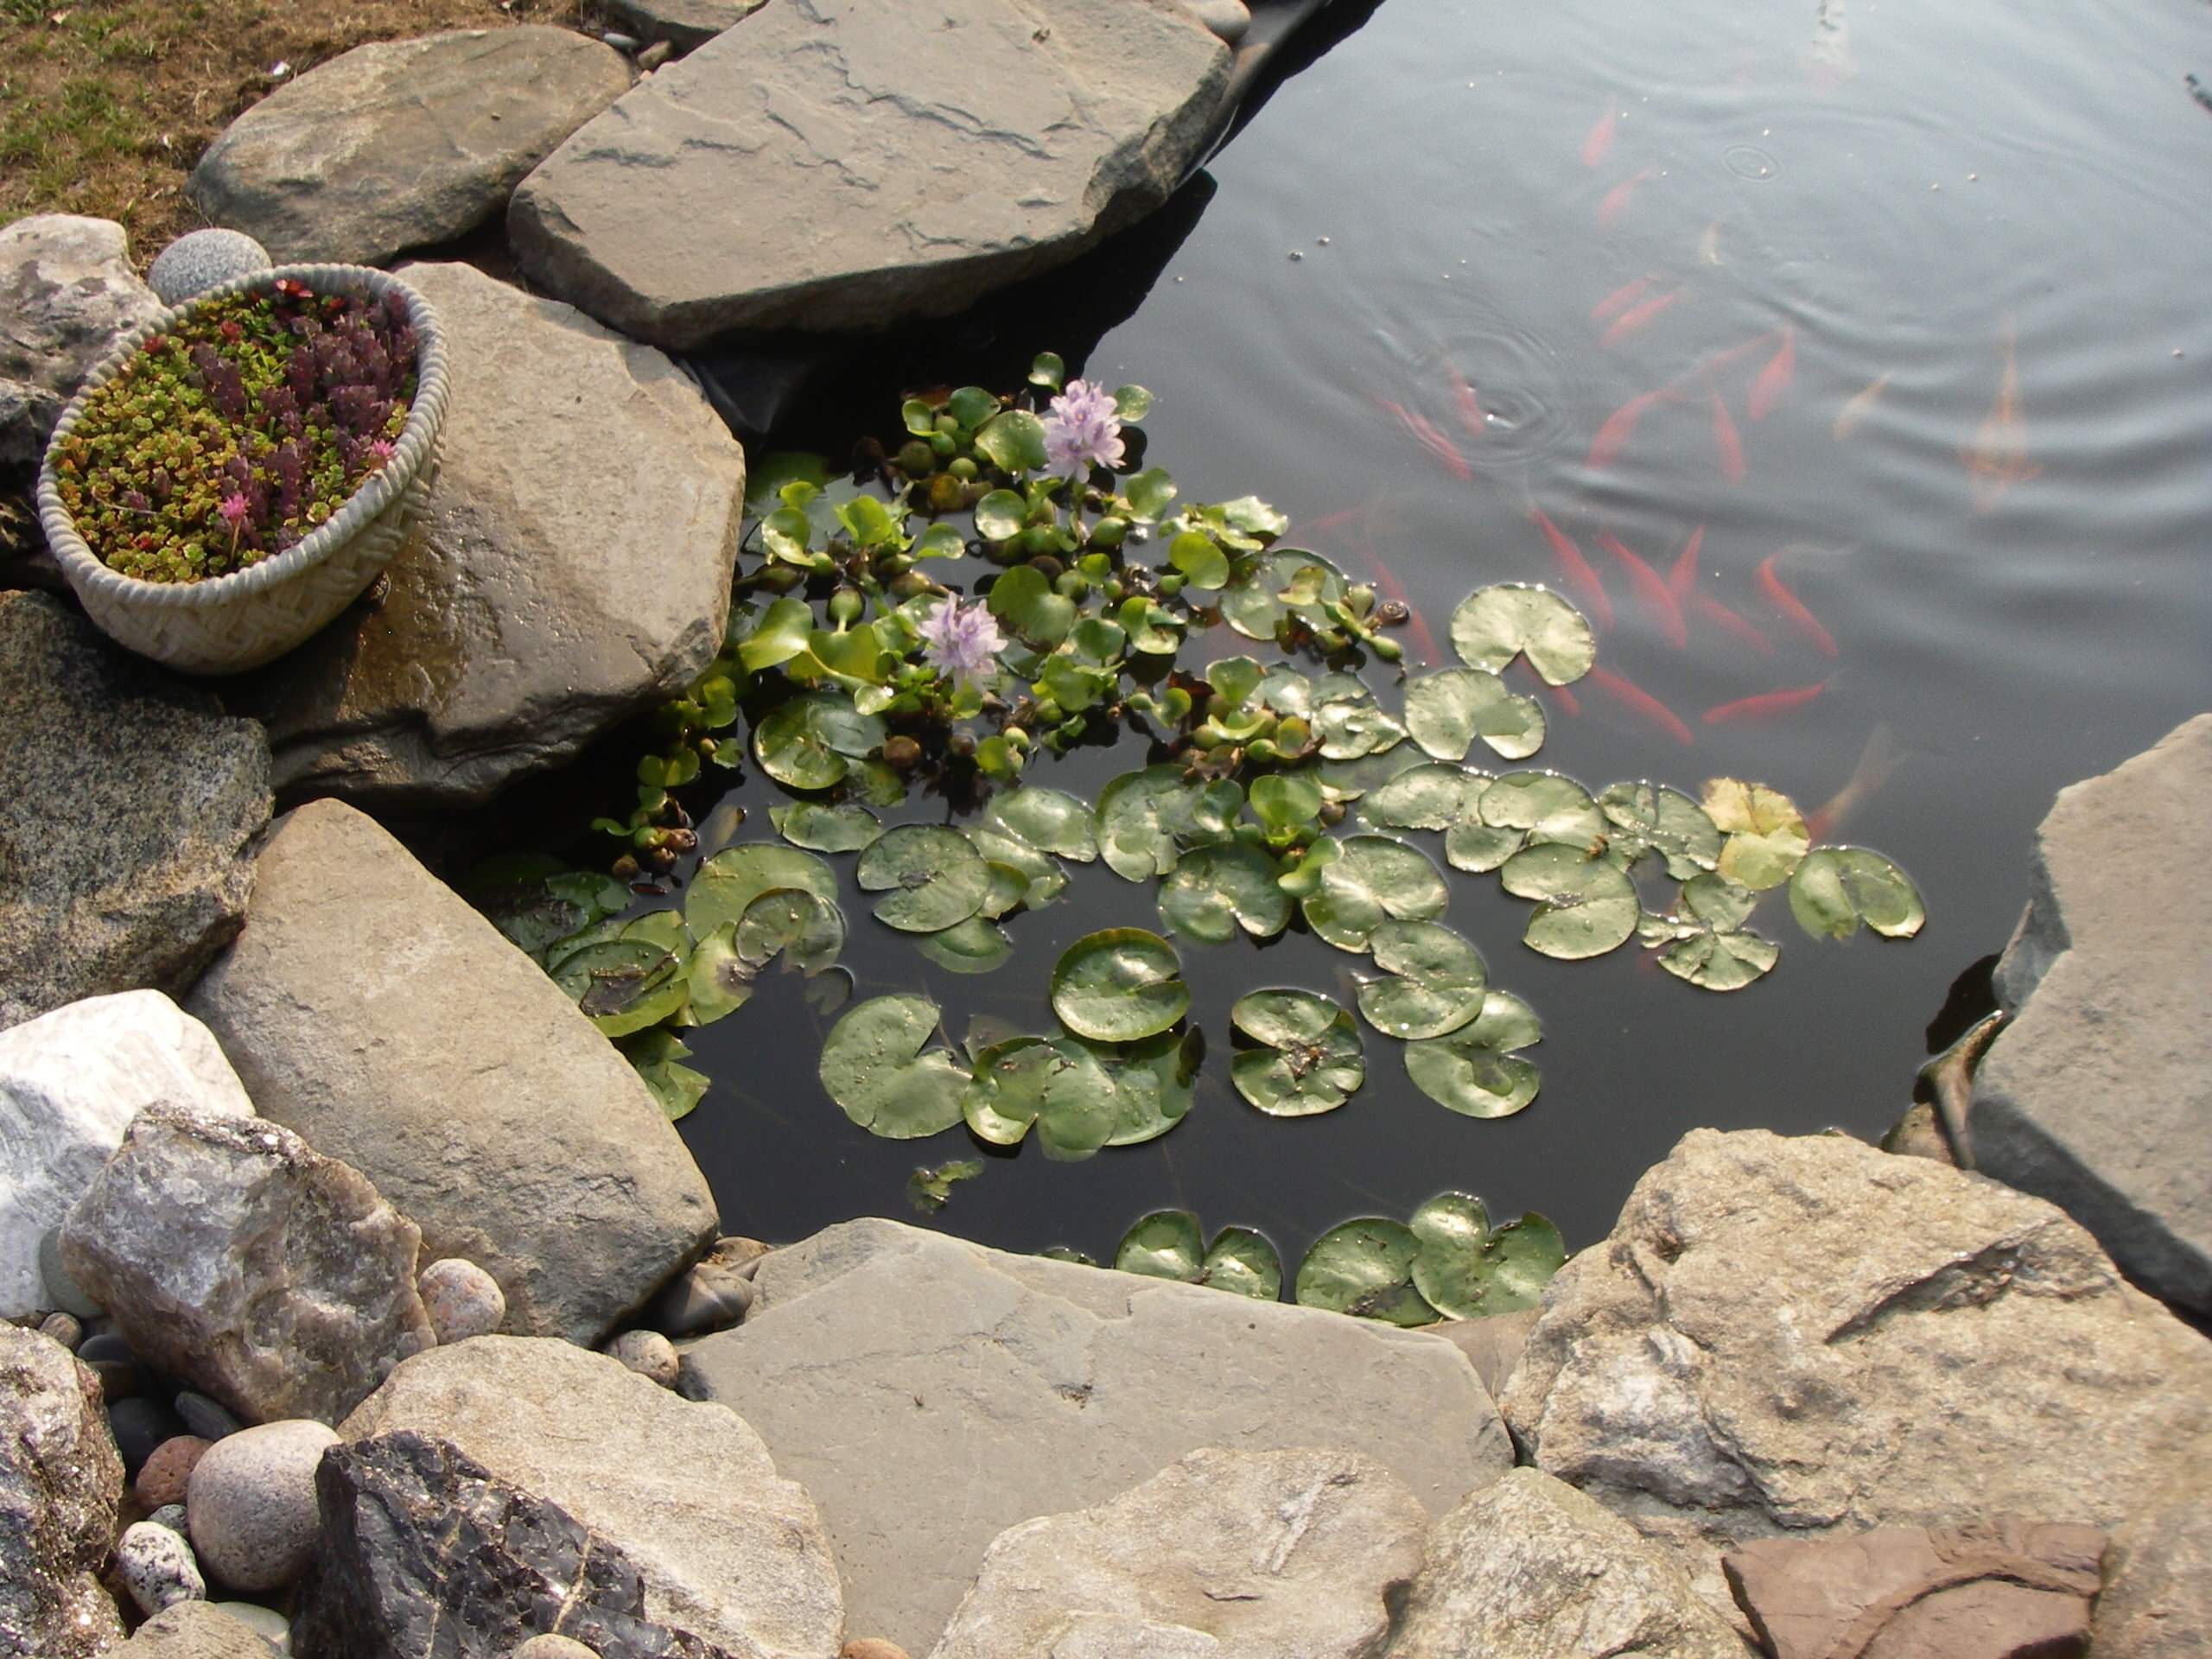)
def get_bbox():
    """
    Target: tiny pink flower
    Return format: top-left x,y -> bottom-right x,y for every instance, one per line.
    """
916,596 -> 1006,687
1042,378 -> 1125,474
216,493 -> 251,527
366,437 -> 397,466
